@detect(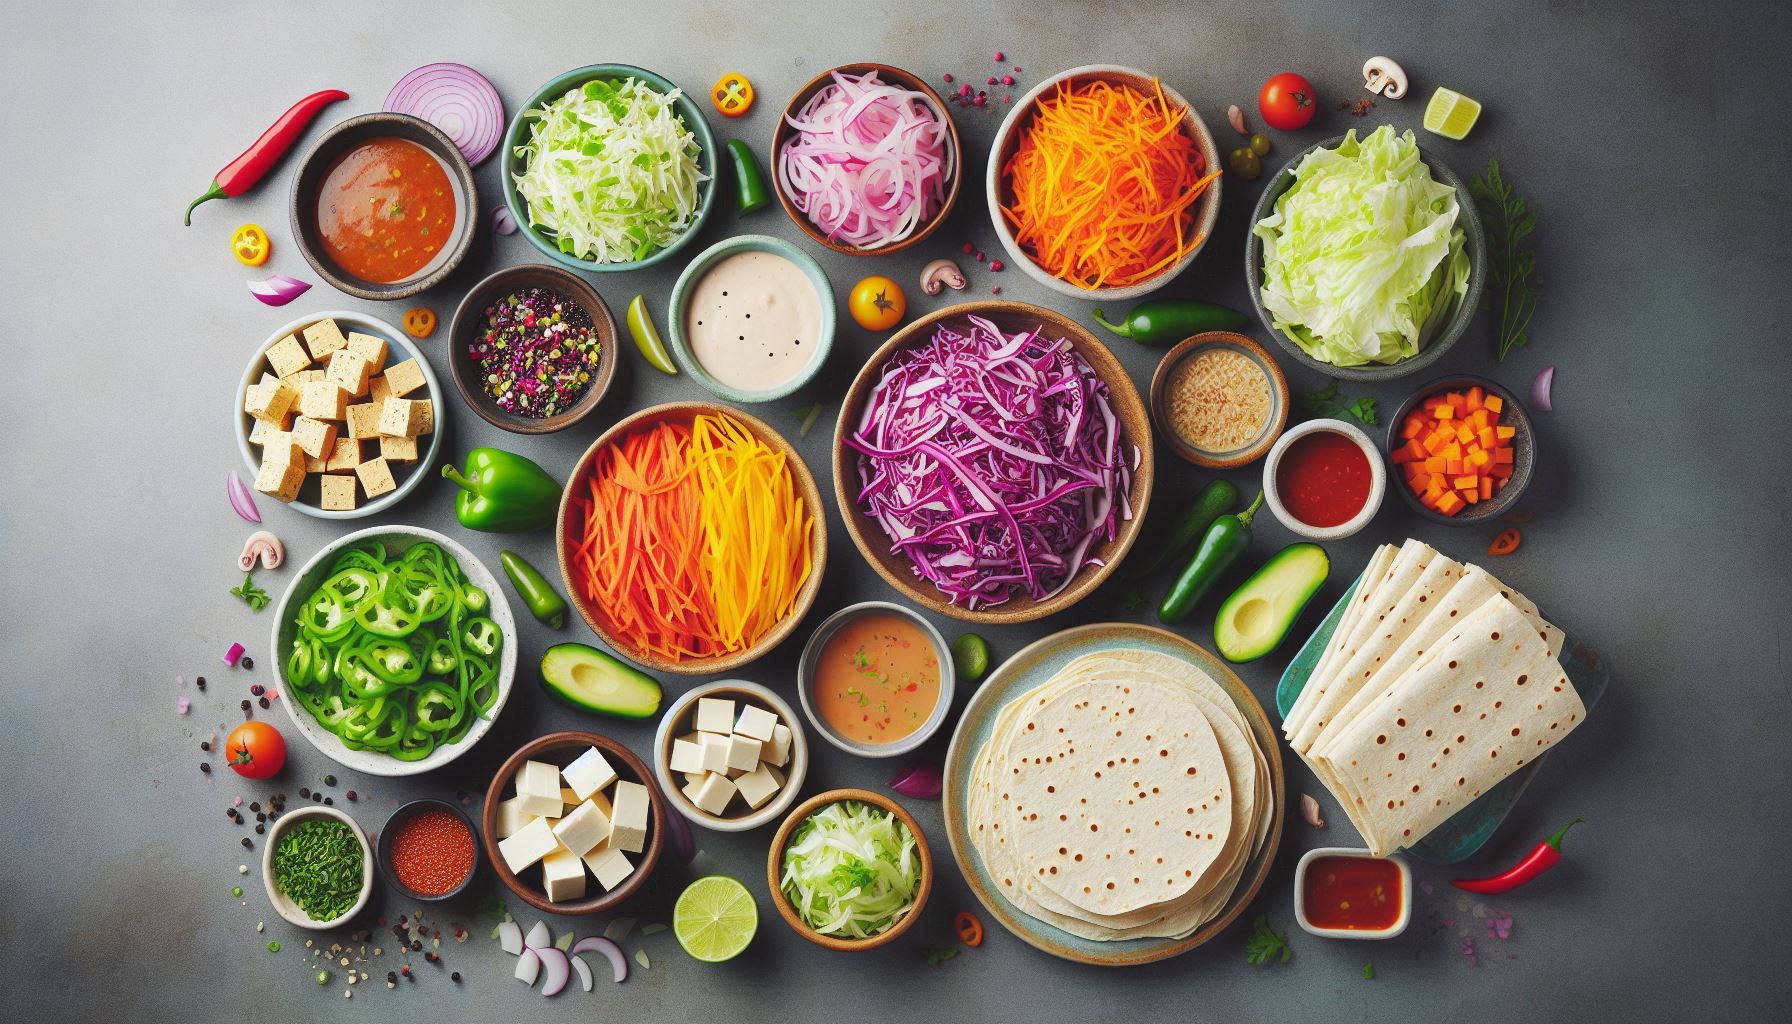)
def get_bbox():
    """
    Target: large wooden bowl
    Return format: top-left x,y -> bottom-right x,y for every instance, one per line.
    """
832,301 -> 1154,624
556,402 -> 828,675
766,788 -> 933,951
